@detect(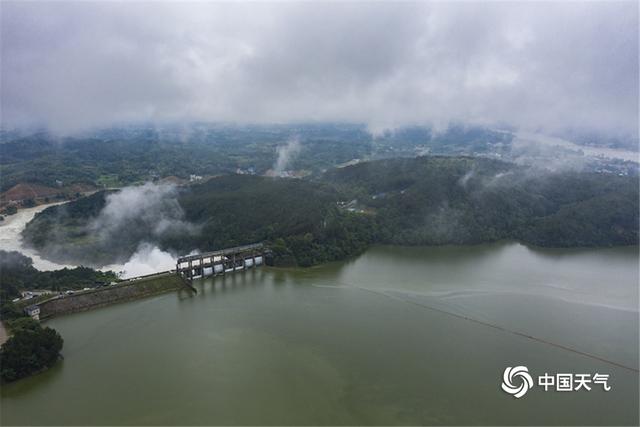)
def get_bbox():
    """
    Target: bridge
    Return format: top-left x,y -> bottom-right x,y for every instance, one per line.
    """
176,243 -> 268,281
